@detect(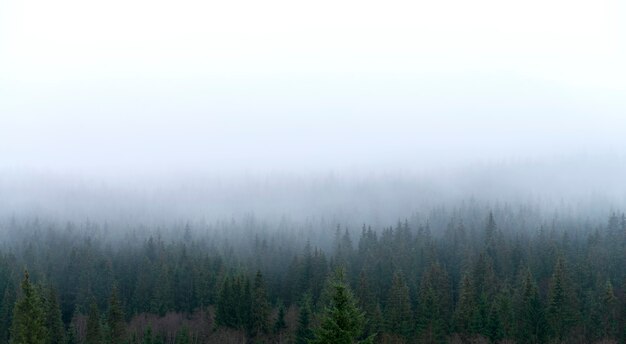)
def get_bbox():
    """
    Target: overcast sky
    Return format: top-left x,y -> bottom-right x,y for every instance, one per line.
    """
1,0 -> 625,176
